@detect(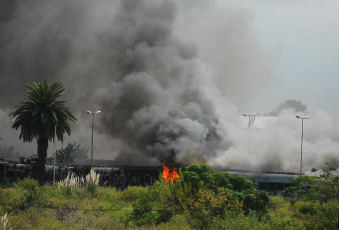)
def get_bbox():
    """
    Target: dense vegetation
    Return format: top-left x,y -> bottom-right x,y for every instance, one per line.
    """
283,164 -> 339,230
0,164 -> 338,230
